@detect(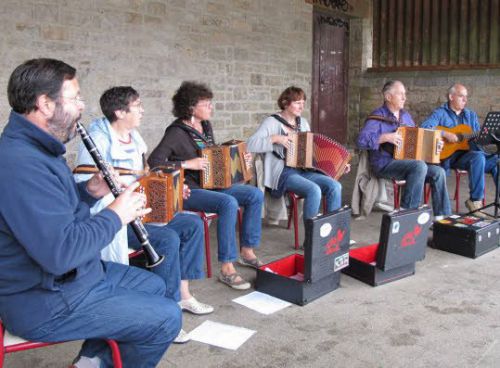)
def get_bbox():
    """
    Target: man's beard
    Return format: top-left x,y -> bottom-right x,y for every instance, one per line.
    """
47,102 -> 81,144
